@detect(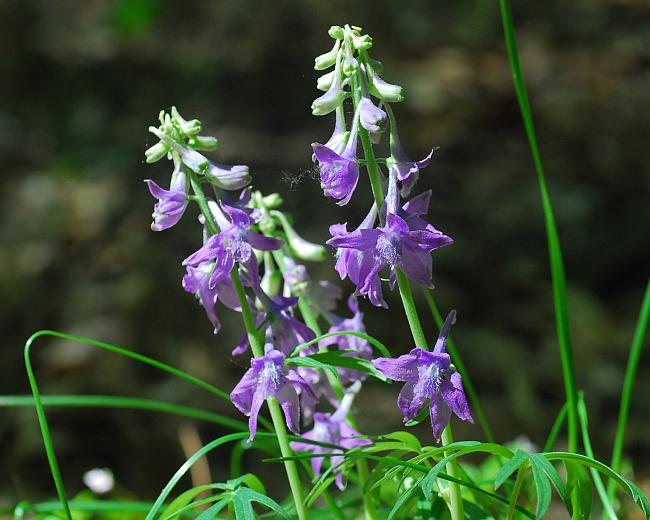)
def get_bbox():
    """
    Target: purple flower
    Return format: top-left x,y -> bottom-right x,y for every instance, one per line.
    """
386,106 -> 437,197
312,105 -> 361,206
359,96 -> 387,143
182,261 -> 241,334
183,203 -> 283,290
327,212 -> 453,307
319,106 -> 348,157
290,384 -> 370,489
144,166 -> 189,231
320,295 -> 373,384
373,311 -> 472,440
231,347 -> 316,441
232,293 -> 316,356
